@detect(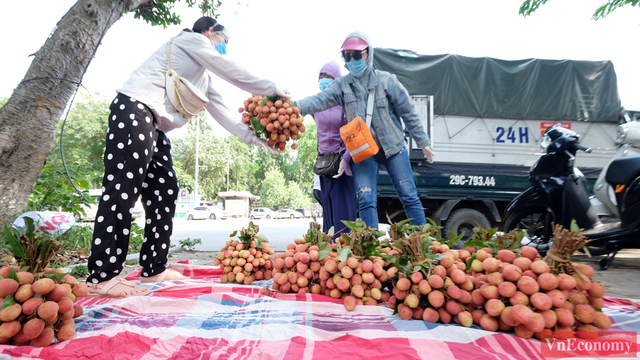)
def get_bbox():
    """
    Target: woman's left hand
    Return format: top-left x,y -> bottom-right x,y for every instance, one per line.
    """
422,146 -> 435,163
332,159 -> 346,178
